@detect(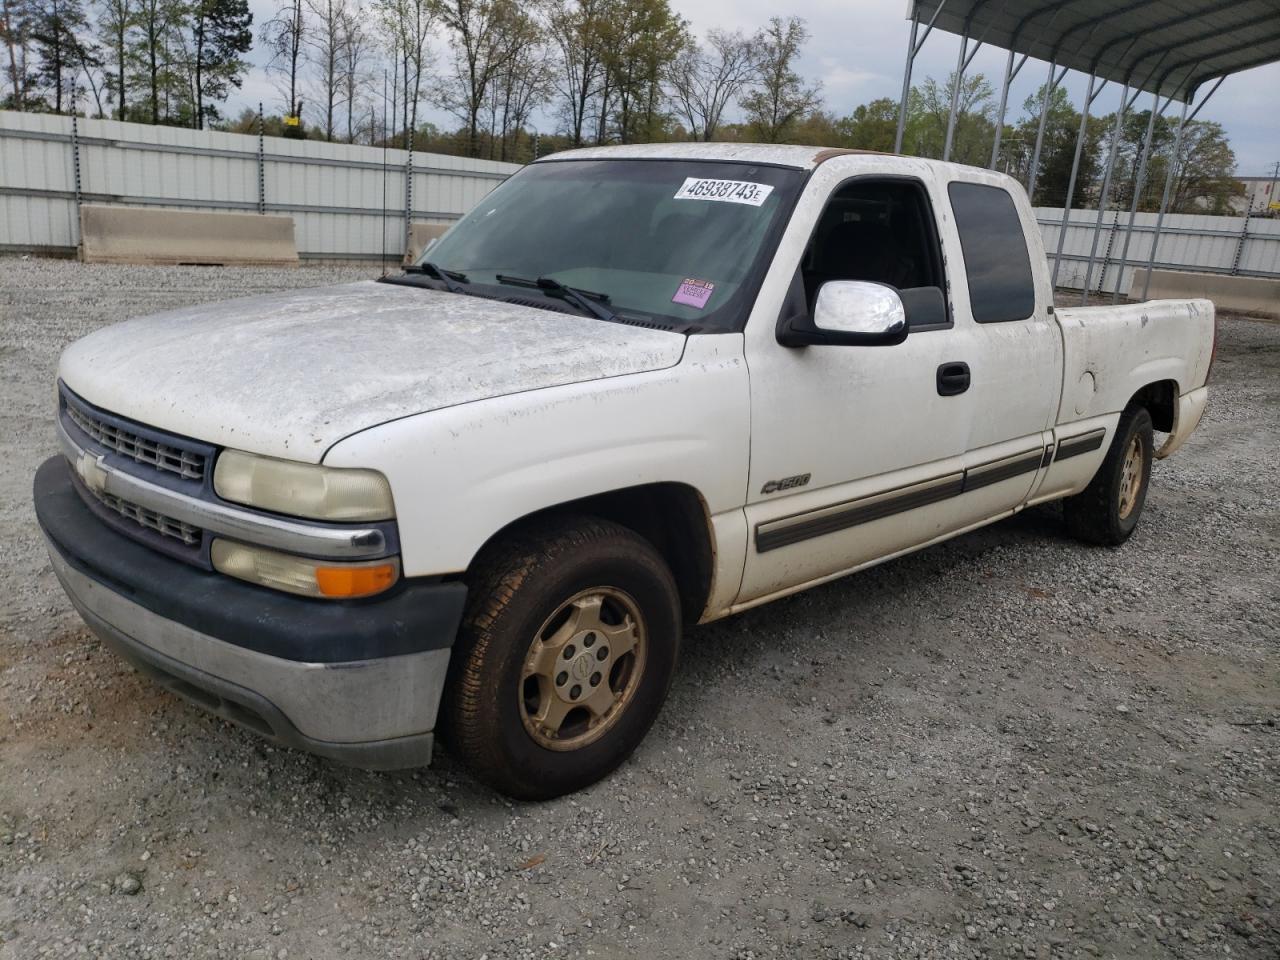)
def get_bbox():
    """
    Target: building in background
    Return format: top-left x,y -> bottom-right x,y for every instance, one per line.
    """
1237,174 -> 1280,216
